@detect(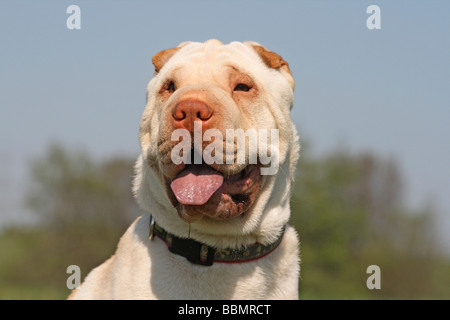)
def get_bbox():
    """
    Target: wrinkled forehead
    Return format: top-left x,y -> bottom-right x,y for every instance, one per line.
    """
161,41 -> 260,83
